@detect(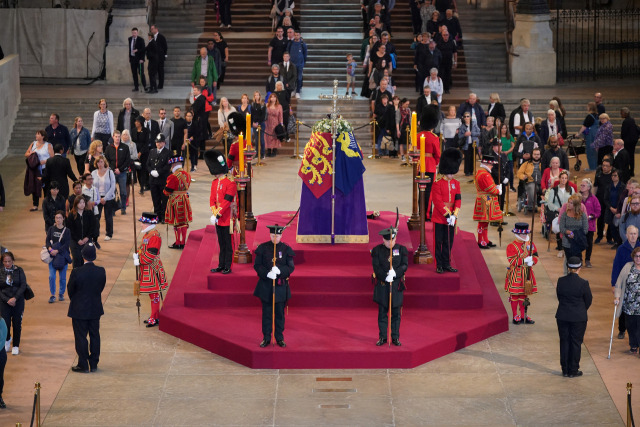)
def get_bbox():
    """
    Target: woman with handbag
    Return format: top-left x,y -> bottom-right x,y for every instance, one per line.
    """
67,193 -> 98,268
458,112 -> 480,176
273,81 -> 291,142
265,93 -> 284,157
42,181 -> 66,233
24,130 -> 54,212
614,247 -> 640,354
559,194 -> 589,273
91,156 -> 116,242
45,211 -> 72,303
0,251 -> 27,356
251,91 -> 267,159
69,116 -> 91,176
545,171 -> 574,256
